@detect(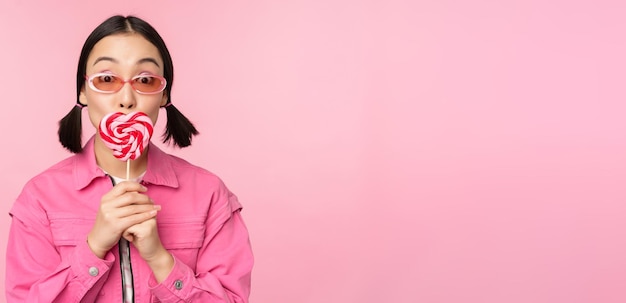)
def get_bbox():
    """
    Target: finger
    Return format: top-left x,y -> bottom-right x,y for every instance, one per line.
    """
120,209 -> 159,229
100,204 -> 160,227
116,204 -> 161,219
102,181 -> 147,200
122,229 -> 135,242
106,192 -> 154,208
